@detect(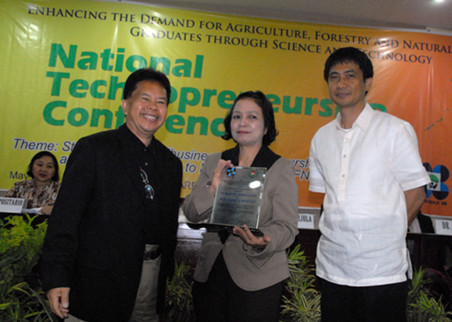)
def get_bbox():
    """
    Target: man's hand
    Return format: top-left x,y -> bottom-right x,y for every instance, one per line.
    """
47,287 -> 70,319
